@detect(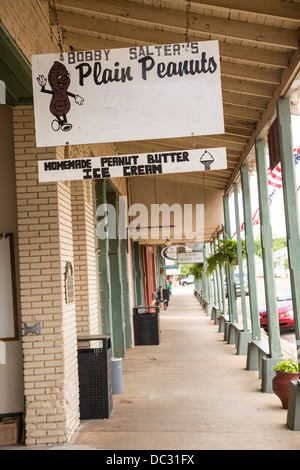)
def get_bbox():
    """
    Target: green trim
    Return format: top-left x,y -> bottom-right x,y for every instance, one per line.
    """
223,195 -> 238,322
234,183 -> 248,331
277,98 -> 300,359
0,412 -> 23,420
241,165 -> 261,341
0,22 -> 33,105
255,139 -> 281,358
